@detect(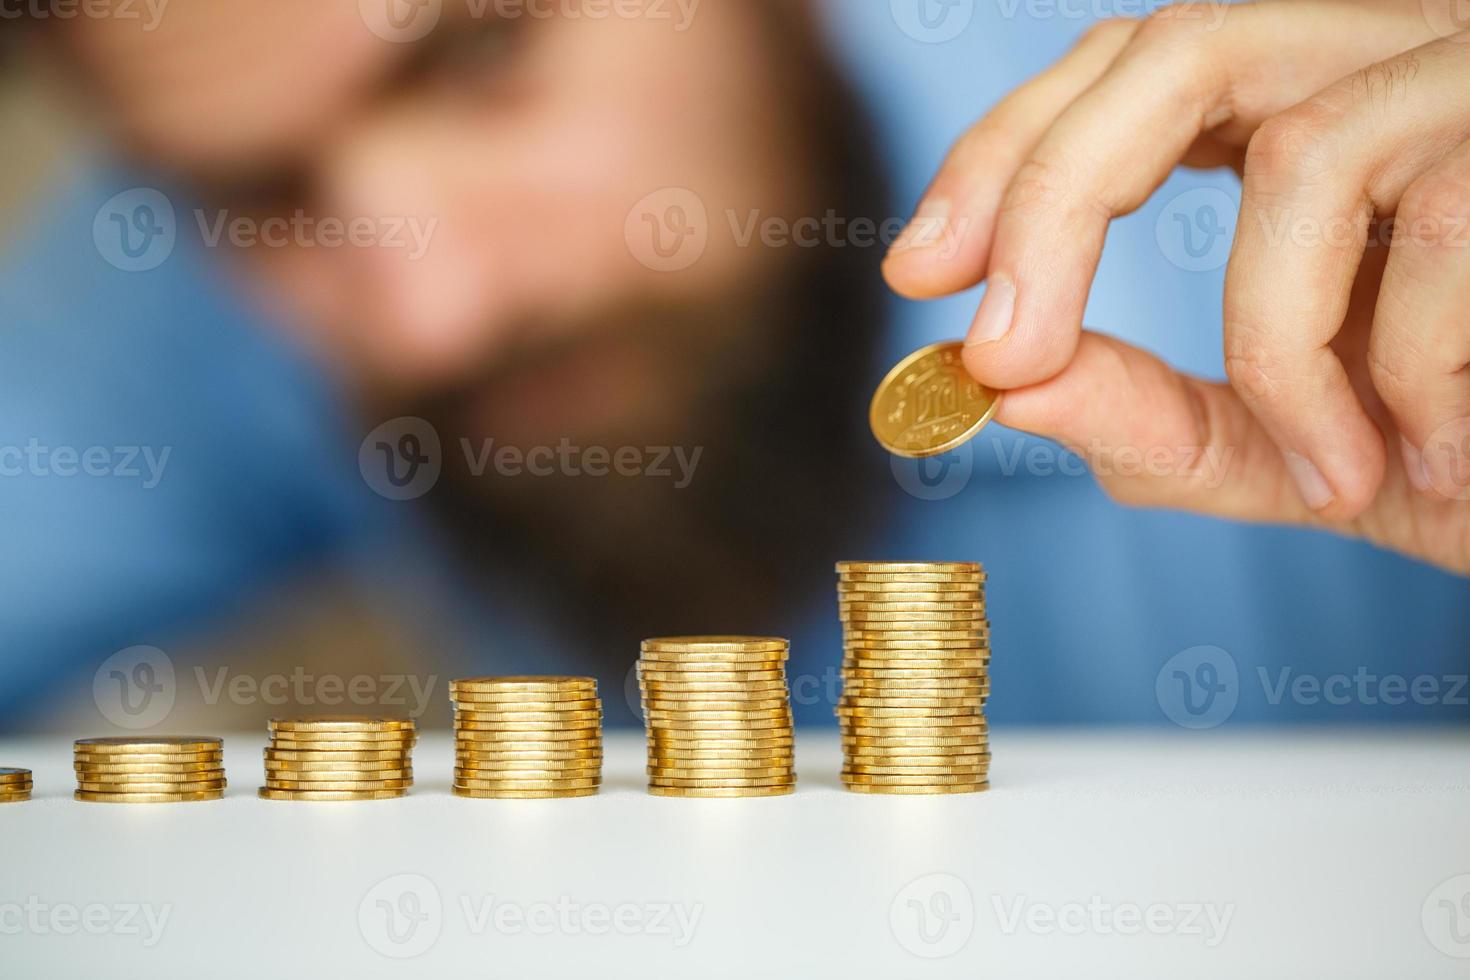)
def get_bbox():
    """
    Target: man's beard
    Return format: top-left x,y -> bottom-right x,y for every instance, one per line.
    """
412,247 -> 888,666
